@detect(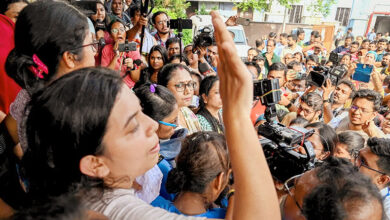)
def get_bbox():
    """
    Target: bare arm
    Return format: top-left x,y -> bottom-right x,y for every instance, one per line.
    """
212,11 -> 280,220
